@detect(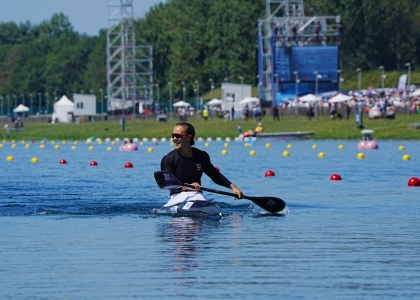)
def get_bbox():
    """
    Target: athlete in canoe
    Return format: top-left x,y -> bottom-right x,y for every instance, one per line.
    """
160,122 -> 244,214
